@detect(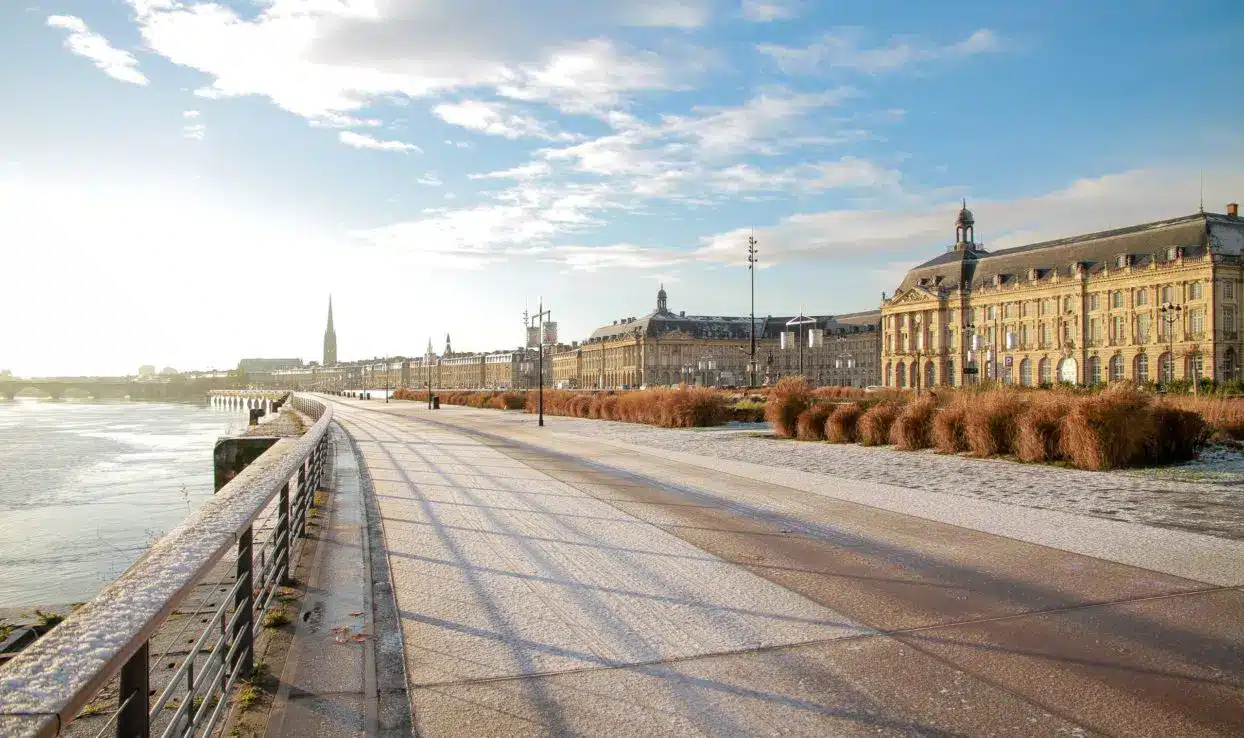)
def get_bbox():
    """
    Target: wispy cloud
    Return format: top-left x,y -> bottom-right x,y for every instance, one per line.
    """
432,100 -> 577,141
338,131 -> 422,153
416,172 -> 443,186
47,15 -> 148,85
741,0 -> 802,22
758,28 -> 1004,75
